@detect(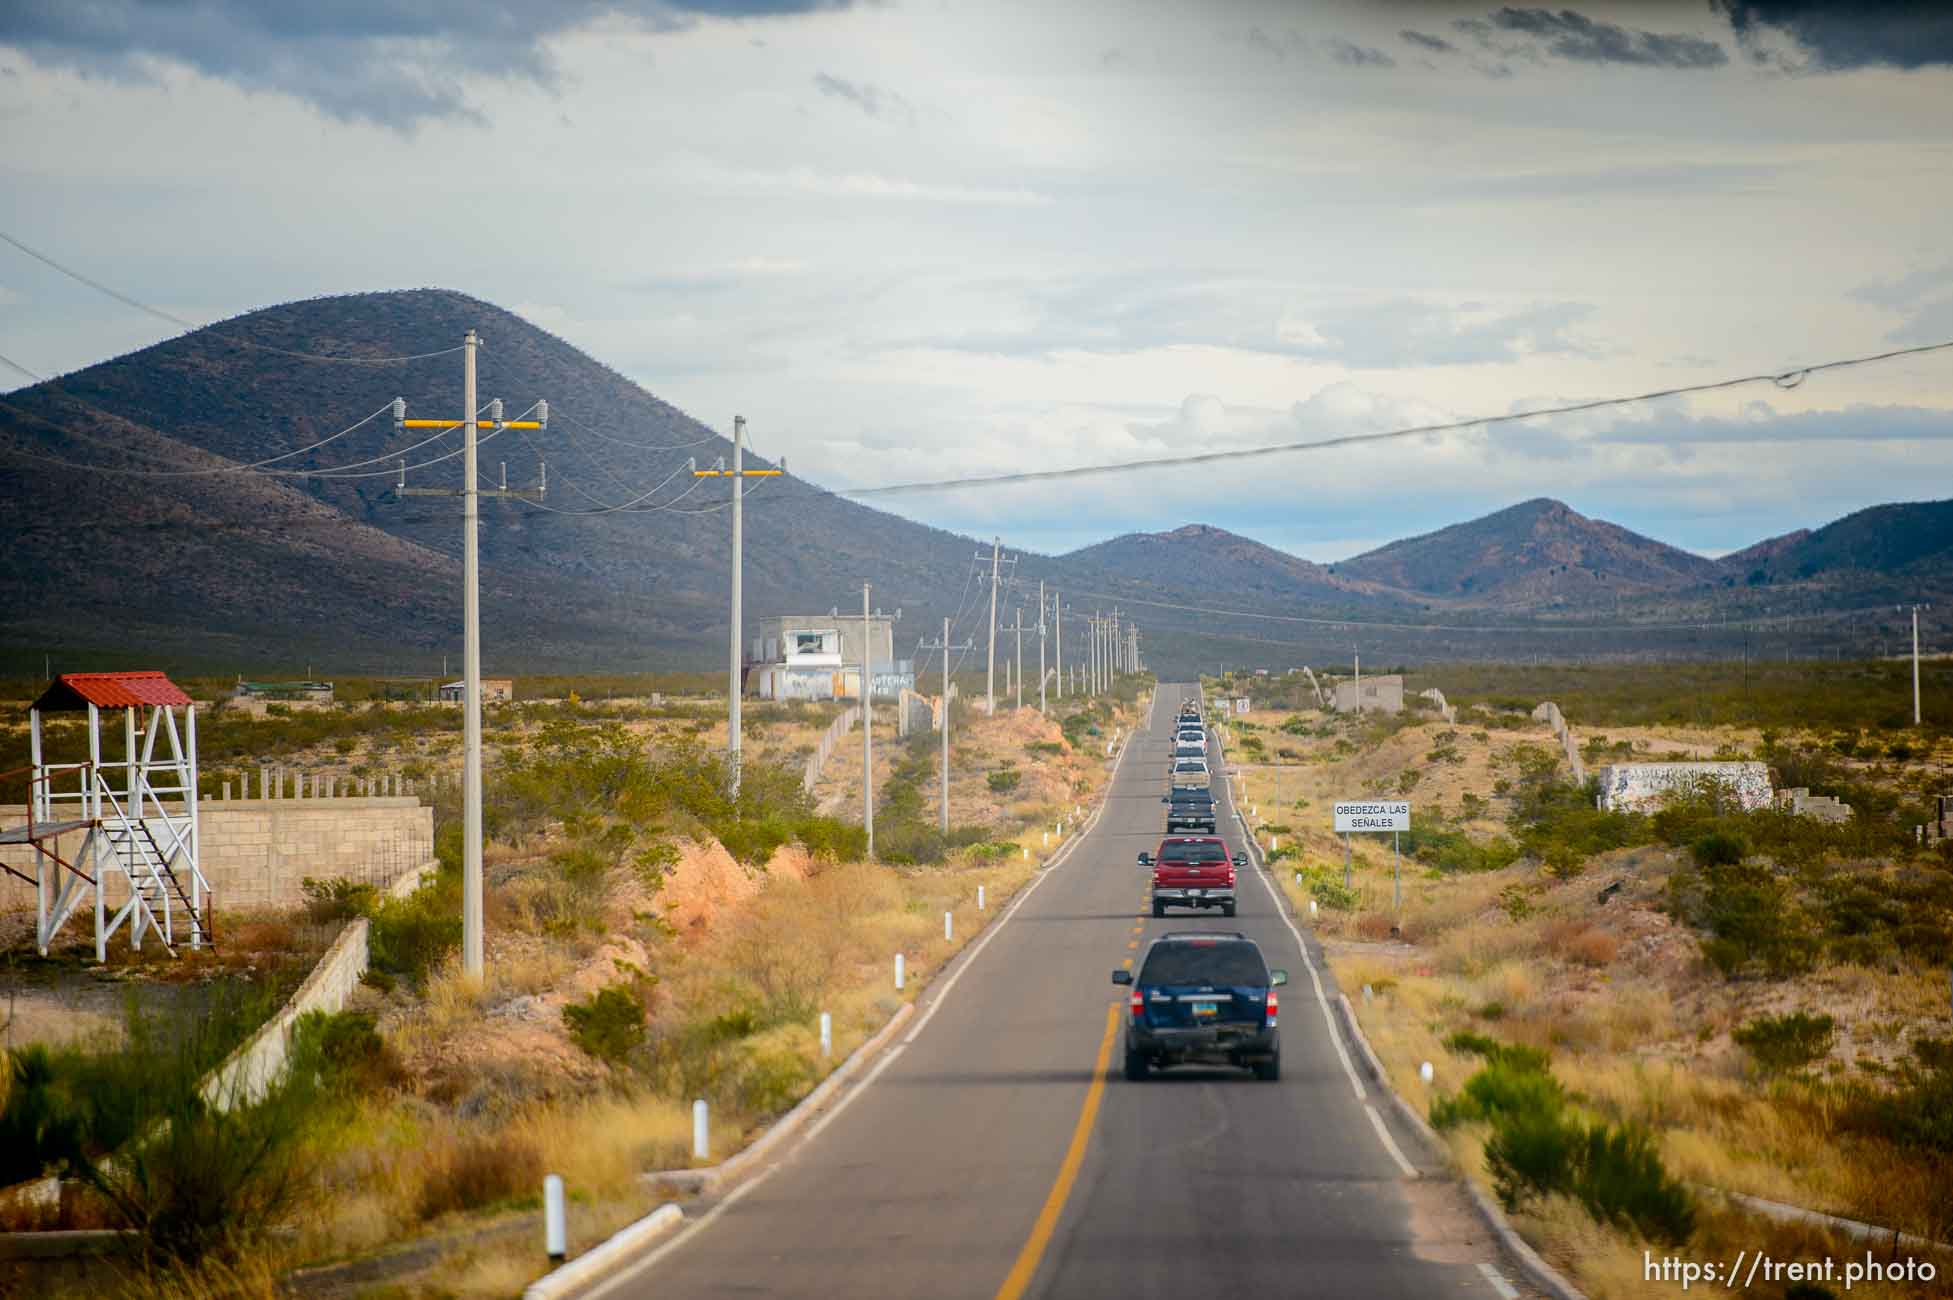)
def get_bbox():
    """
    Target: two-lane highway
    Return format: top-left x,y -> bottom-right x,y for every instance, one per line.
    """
592,686 -> 1524,1299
